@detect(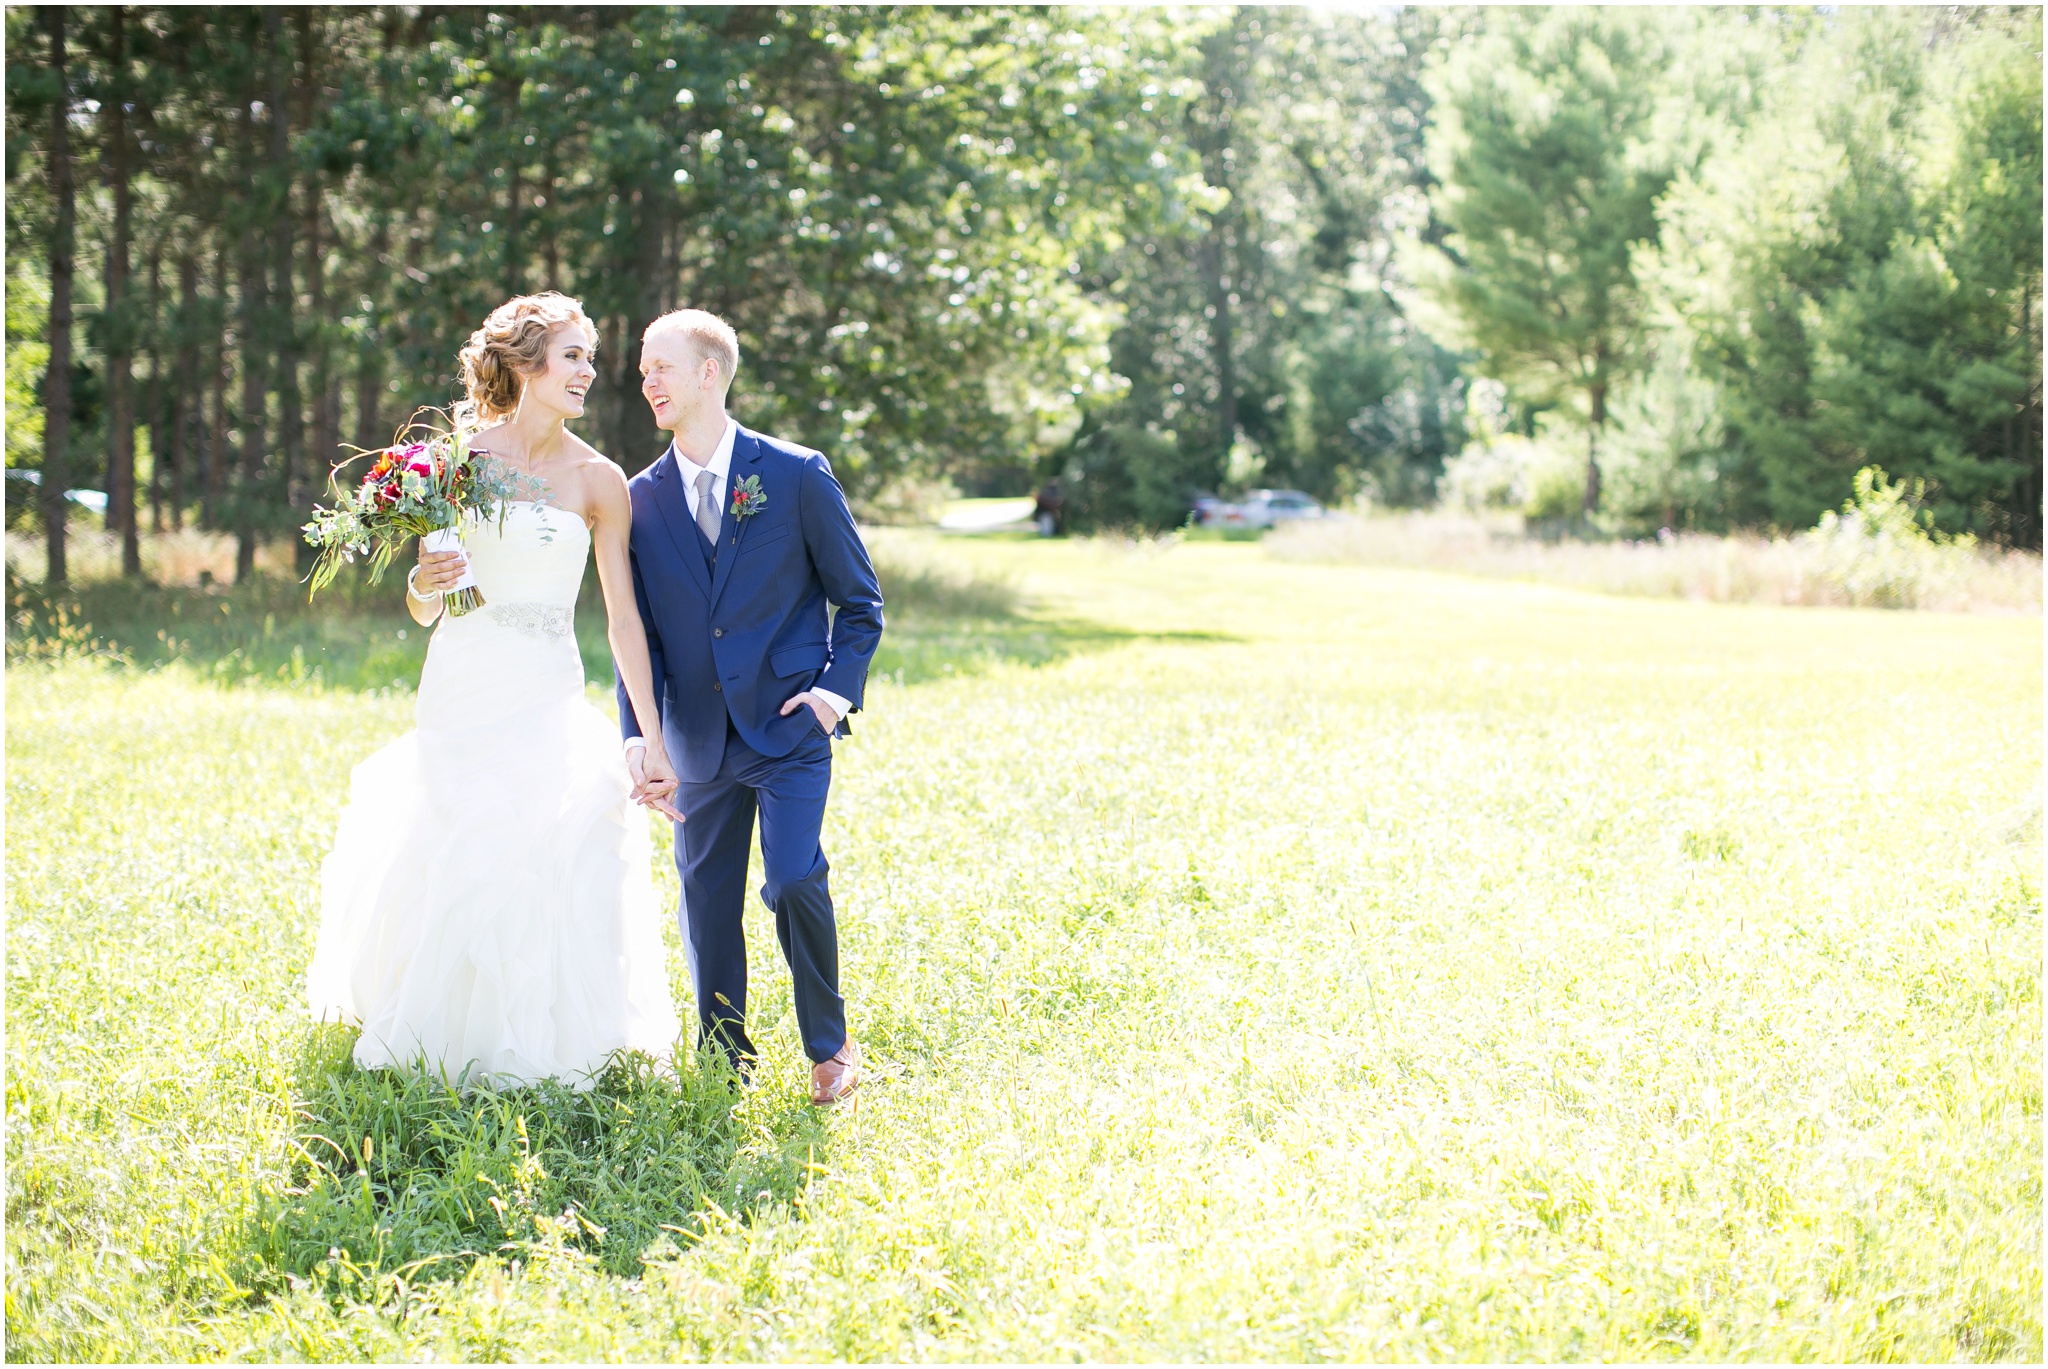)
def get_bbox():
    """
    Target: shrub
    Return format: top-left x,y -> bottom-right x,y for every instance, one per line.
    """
1271,468 -> 2041,612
